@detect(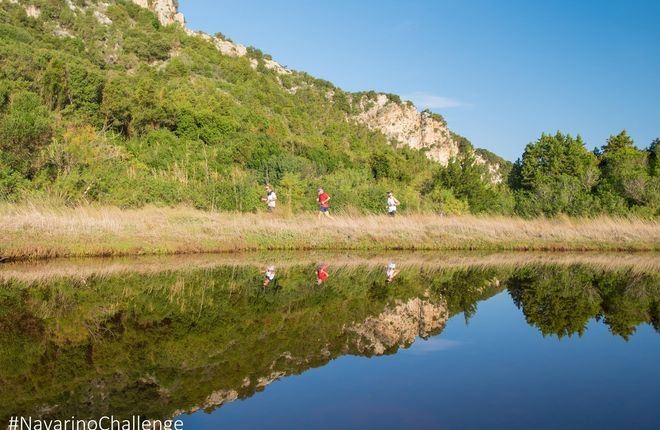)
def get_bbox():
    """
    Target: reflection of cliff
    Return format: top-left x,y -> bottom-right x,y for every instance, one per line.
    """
347,297 -> 448,355
173,296 -> 449,414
